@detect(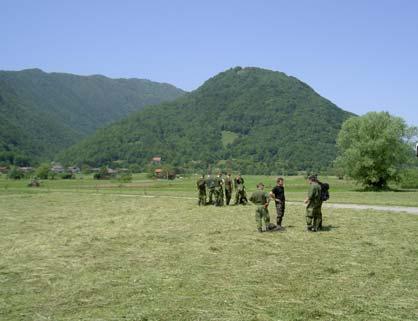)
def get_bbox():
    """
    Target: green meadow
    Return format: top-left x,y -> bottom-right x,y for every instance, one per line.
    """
1,174 -> 417,320
1,174 -> 417,207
